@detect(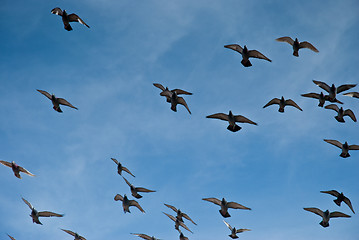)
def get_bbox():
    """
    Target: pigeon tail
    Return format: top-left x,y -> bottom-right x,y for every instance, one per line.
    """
220,210 -> 231,218
320,221 -> 329,228
340,152 -> 350,158
293,51 -> 299,57
227,124 -> 241,132
64,24 -> 73,31
334,199 -> 342,206
241,59 -> 252,67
